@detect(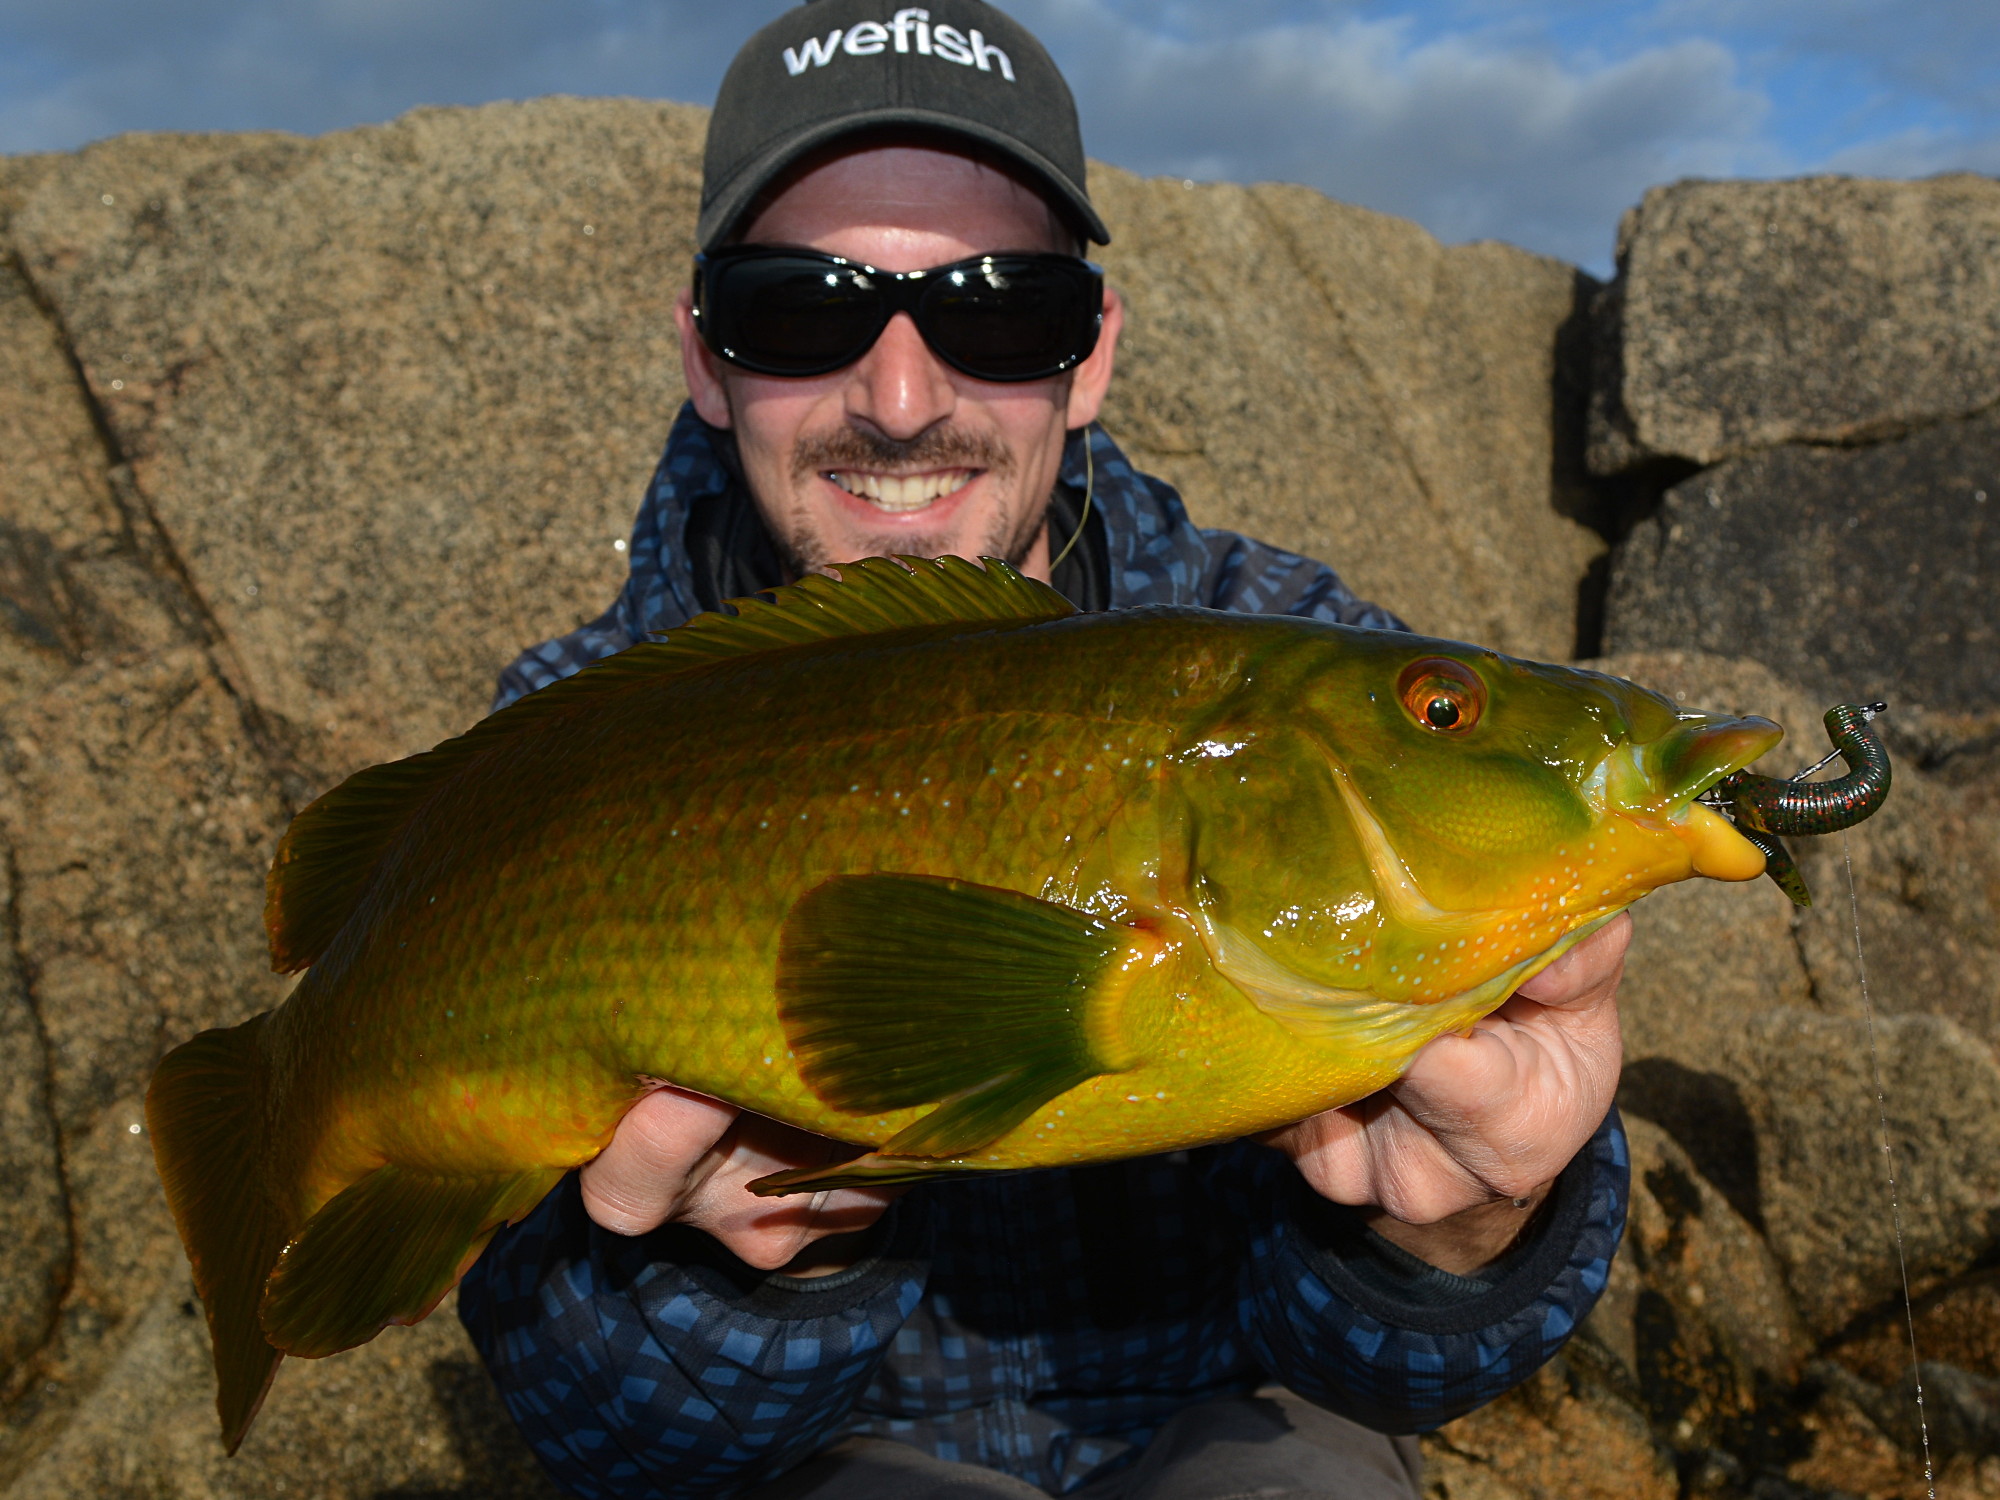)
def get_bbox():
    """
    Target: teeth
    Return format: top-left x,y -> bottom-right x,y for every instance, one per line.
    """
829,469 -> 973,512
